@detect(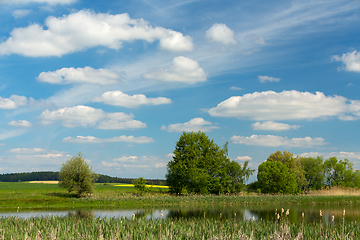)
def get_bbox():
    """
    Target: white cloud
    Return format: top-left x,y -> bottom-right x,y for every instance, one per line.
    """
12,9 -> 31,18
113,156 -> 138,162
102,155 -> 168,174
258,75 -> 280,83
252,121 -> 300,131
0,129 -> 27,141
37,67 -> 123,85
40,105 -> 105,127
230,86 -> 242,90
39,105 -> 146,129
0,95 -> 44,109
300,152 -> 360,162
9,120 -> 32,127
206,23 -> 237,45
0,97 -> 17,109
161,118 -> 220,132
231,134 -> 326,148
333,50 -> 360,72
235,156 -> 252,161
0,10 -> 193,57
93,90 -> 172,108
166,153 -> 174,158
0,0 -> 76,4
142,56 -> 207,84
9,148 -> 46,154
208,90 -> 360,121
63,135 -> 154,144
